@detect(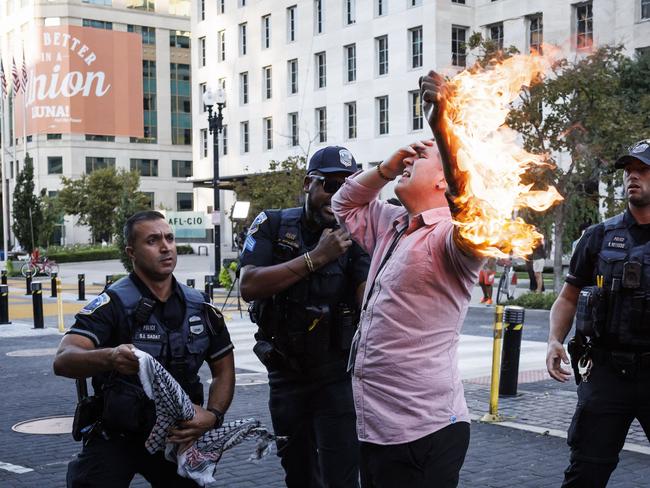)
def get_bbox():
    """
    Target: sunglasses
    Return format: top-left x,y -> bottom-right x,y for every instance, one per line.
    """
308,175 -> 344,194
